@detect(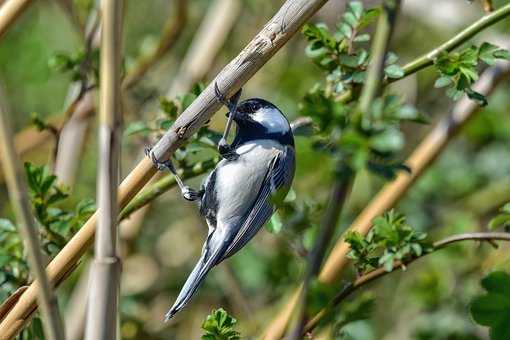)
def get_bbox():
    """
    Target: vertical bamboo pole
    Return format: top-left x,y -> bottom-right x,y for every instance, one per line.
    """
84,1 -> 123,339
0,88 -> 65,340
